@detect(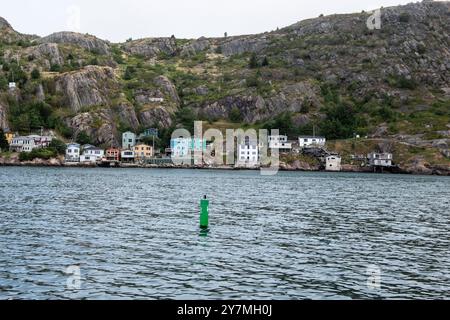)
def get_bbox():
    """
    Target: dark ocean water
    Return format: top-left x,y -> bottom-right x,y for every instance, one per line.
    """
0,167 -> 449,299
